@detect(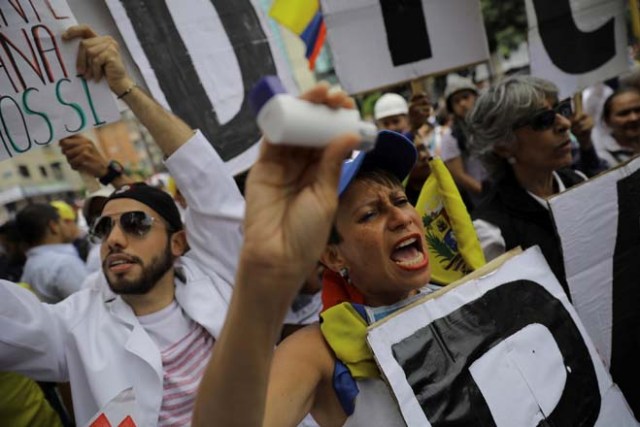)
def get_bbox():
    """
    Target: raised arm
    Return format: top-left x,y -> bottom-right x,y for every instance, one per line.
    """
164,132 -> 244,285
445,156 -> 483,195
62,25 -> 244,282
62,25 -> 193,157
192,84 -> 360,426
